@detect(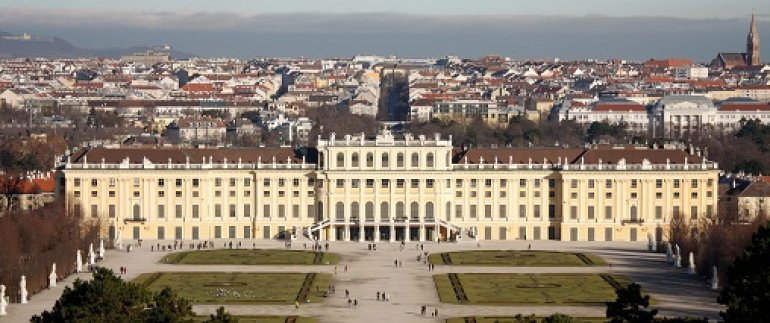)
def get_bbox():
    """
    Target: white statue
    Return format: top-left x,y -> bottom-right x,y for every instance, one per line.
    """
665,242 -> 673,265
88,243 -> 95,266
688,252 -> 696,274
49,263 -> 57,288
19,276 -> 27,304
99,239 -> 106,260
674,244 -> 682,268
76,250 -> 83,273
0,284 -> 7,316
114,231 -> 123,250
647,234 -> 654,252
711,266 -> 719,290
